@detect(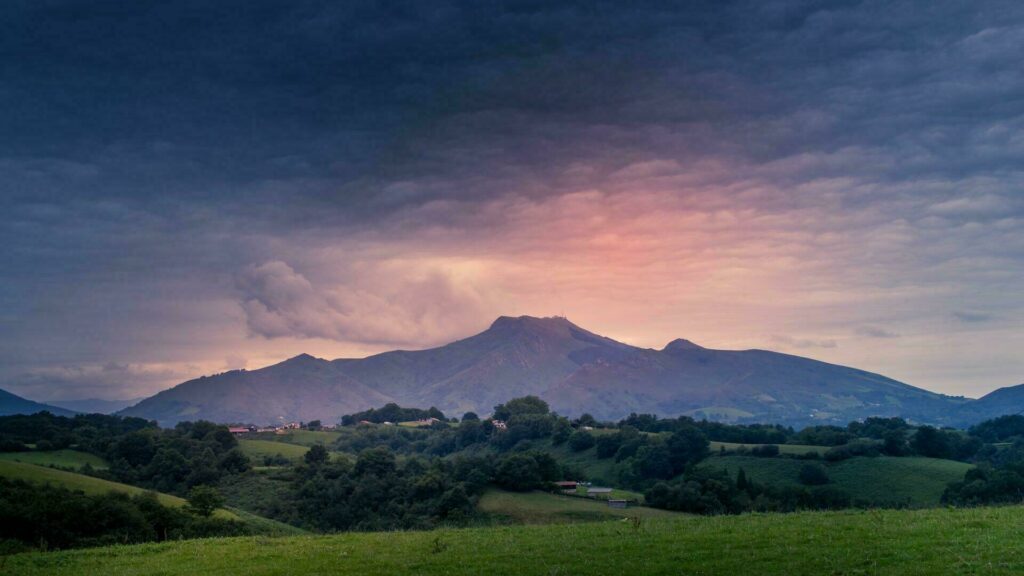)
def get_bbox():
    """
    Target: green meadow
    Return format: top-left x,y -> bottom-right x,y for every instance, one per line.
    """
8,505 -> 1024,575
478,489 -> 680,524
699,455 -> 972,506
0,449 -> 108,470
